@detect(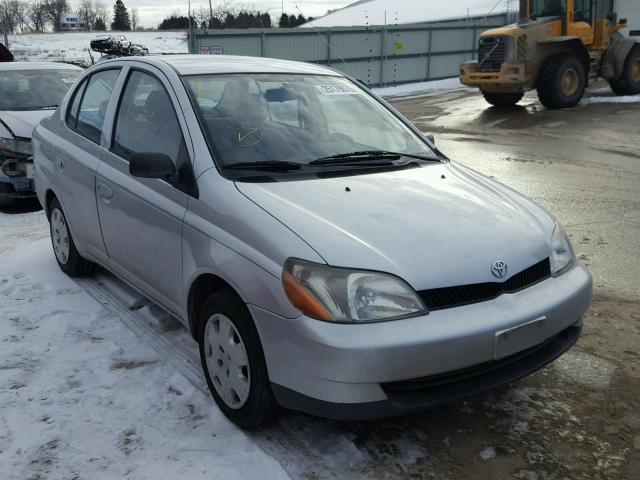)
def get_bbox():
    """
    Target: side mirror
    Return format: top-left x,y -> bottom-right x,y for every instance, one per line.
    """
129,152 -> 176,180
424,132 -> 435,145
619,18 -> 628,25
